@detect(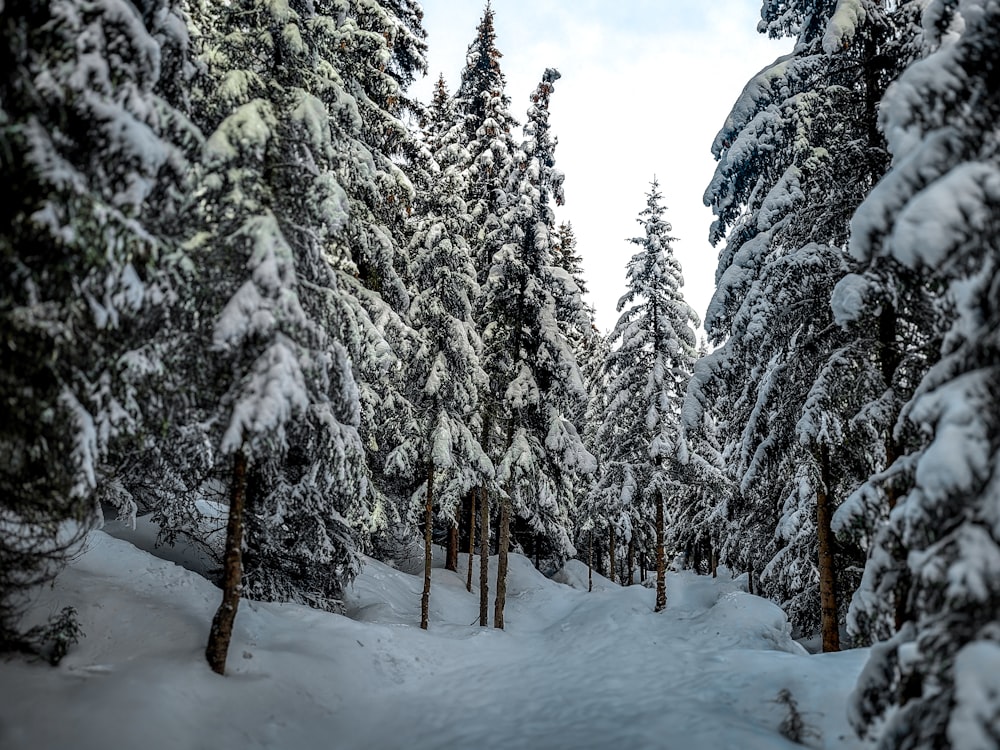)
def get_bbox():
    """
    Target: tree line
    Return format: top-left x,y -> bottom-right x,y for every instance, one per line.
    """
0,0 -> 680,663
3,0 -> 1000,747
